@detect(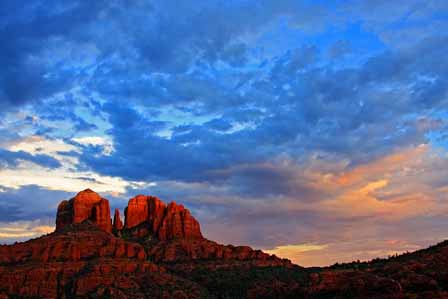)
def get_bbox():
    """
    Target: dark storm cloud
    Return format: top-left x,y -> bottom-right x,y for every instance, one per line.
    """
0,185 -> 70,221
0,0 -> 107,111
0,148 -> 61,169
